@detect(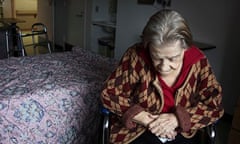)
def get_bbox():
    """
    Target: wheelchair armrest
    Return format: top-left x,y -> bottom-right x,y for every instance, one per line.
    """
101,107 -> 110,144
101,107 -> 110,115
199,121 -> 218,144
205,122 -> 217,144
